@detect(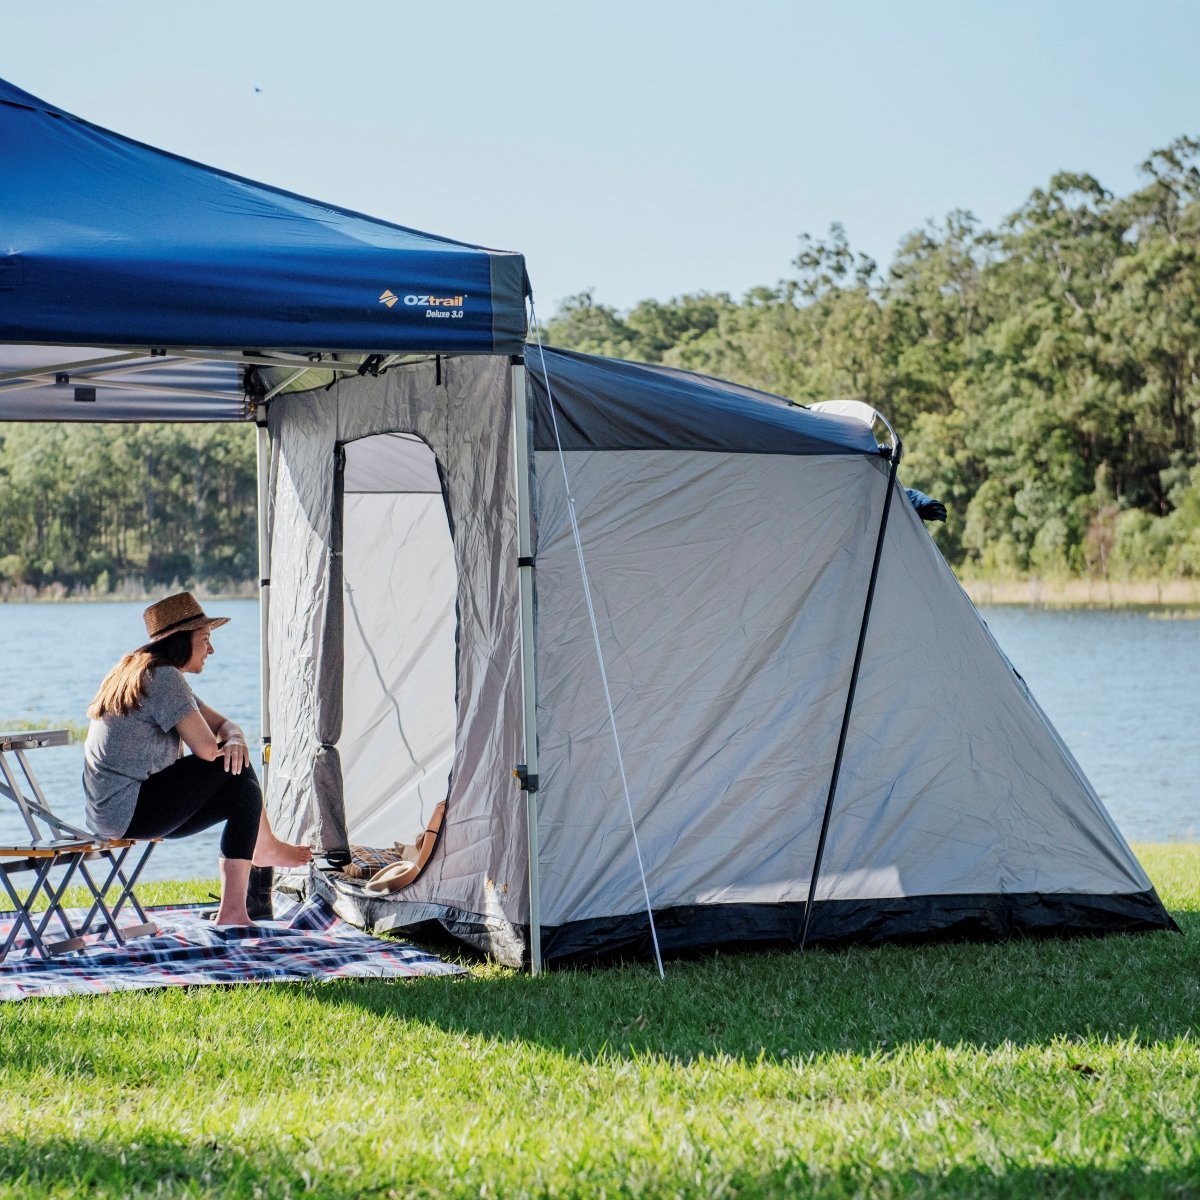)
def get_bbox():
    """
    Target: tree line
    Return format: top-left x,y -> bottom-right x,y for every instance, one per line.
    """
0,422 -> 257,595
543,137 -> 1200,581
2,136 -> 1198,592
